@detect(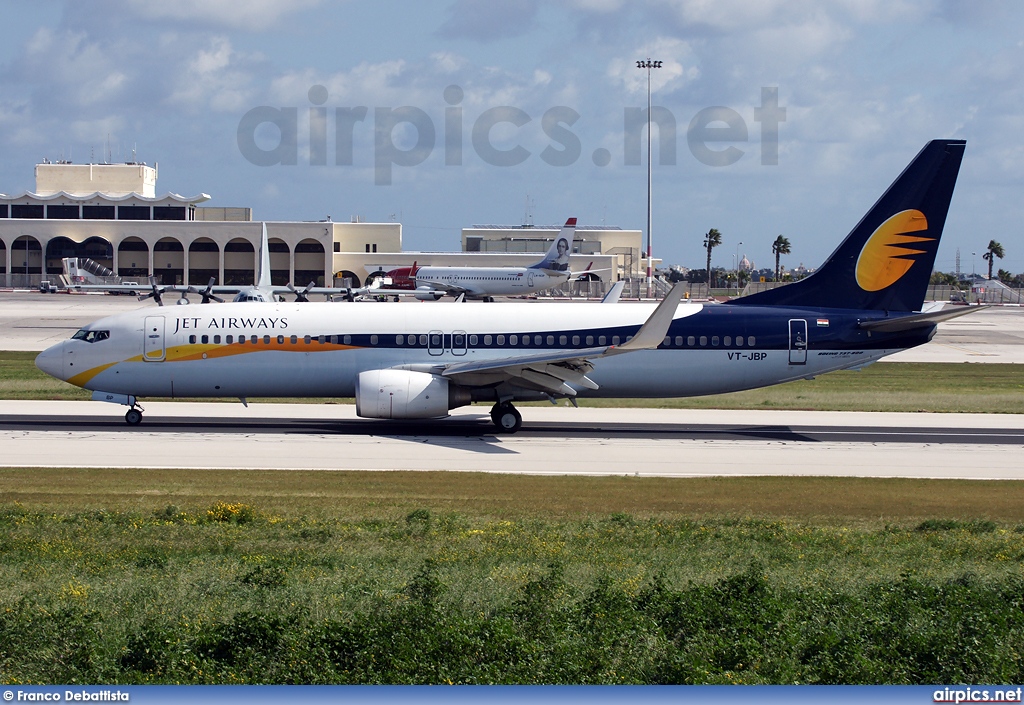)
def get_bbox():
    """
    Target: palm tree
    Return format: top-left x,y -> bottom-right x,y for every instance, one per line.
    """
703,229 -> 722,288
772,235 -> 791,283
982,240 -> 1004,280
